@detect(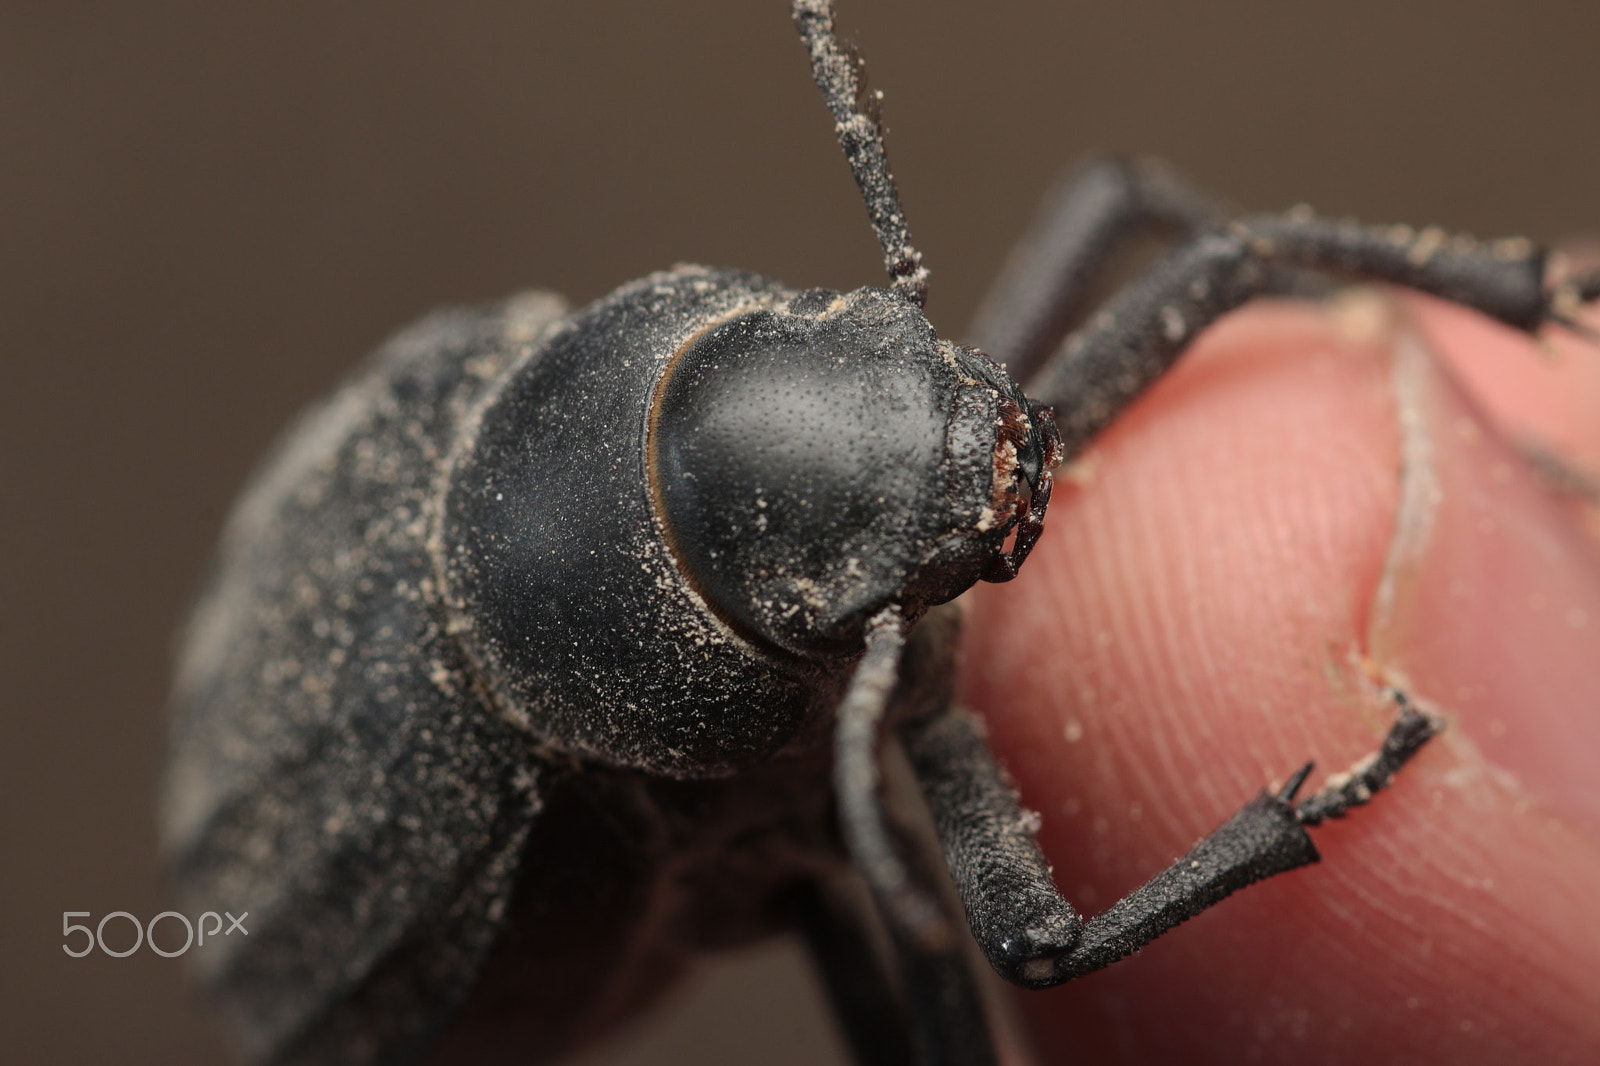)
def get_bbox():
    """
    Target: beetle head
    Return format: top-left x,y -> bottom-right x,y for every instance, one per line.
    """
649,285 -> 1061,662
